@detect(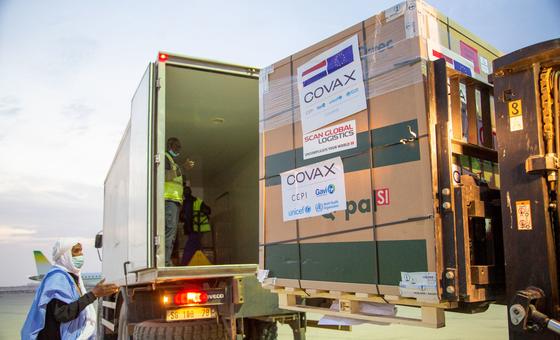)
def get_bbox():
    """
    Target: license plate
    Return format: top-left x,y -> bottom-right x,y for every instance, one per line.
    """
166,307 -> 216,321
